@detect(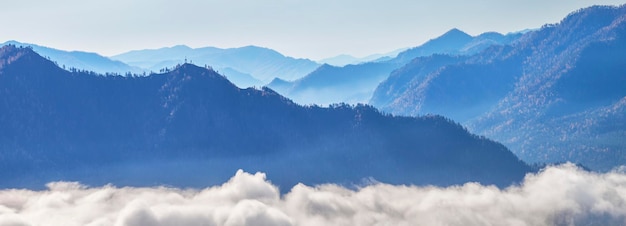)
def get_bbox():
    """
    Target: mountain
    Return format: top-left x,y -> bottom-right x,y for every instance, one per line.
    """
371,5 -> 626,171
318,54 -> 363,66
369,54 -> 469,110
111,45 -> 320,84
268,62 -> 403,105
370,46 -> 522,121
0,45 -> 530,189
389,29 -> 523,65
266,77 -> 293,94
0,40 -> 142,74
268,29 -> 522,105
216,67 -> 263,88
318,48 -> 407,66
